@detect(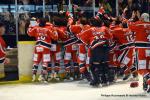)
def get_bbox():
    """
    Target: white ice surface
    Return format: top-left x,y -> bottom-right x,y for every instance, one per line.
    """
0,78 -> 150,100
